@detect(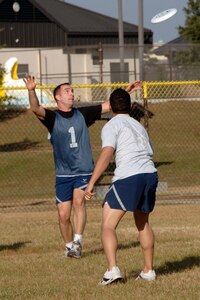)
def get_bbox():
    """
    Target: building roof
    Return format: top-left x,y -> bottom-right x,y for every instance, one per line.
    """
154,36 -> 191,55
30,0 -> 150,34
0,0 -> 153,48
166,36 -> 191,45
